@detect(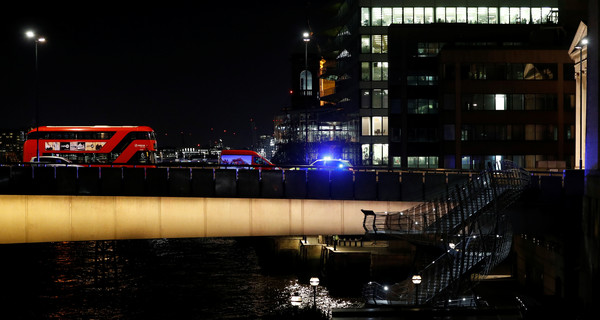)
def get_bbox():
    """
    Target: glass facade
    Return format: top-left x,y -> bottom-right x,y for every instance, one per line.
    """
362,6 -> 558,26
355,3 -> 561,168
